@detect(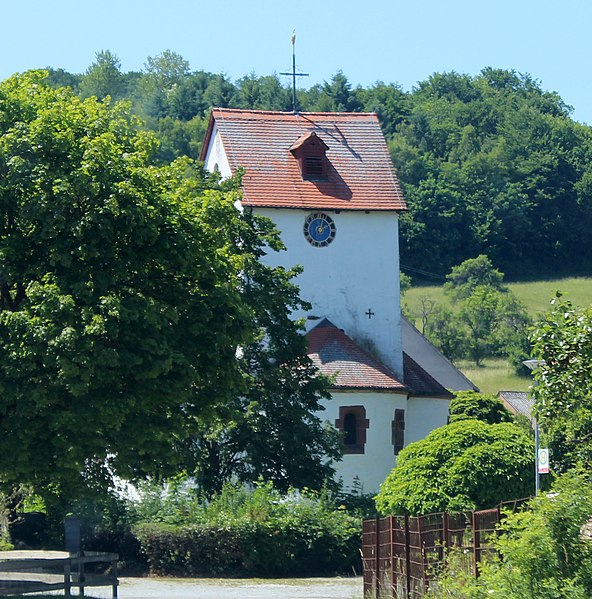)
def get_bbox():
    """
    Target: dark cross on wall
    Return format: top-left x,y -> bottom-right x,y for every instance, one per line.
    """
365,309 -> 375,319
280,31 -> 309,113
